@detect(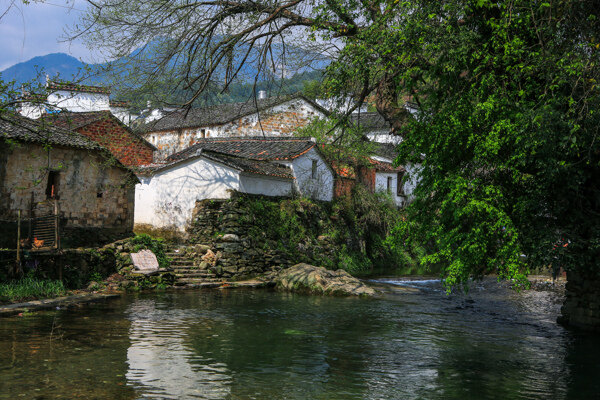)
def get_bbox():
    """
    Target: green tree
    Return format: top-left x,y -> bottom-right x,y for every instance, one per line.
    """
391,1 -> 600,289
76,0 -> 600,290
